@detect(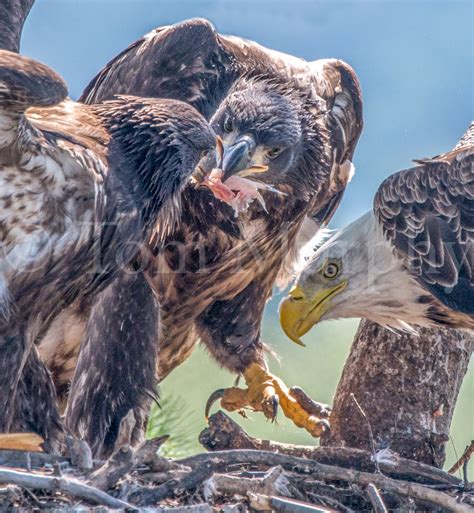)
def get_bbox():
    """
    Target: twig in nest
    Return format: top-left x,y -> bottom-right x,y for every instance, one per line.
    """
200,412 -> 460,487
127,462 -> 214,506
448,441 -> 474,479
250,493 -> 338,512
179,450 -> 468,513
0,468 -> 131,509
0,449 -> 69,469
204,465 -> 289,500
138,469 -> 190,484
350,393 -> 380,473
366,483 -> 387,513
135,435 -> 170,469
306,491 -> 355,513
